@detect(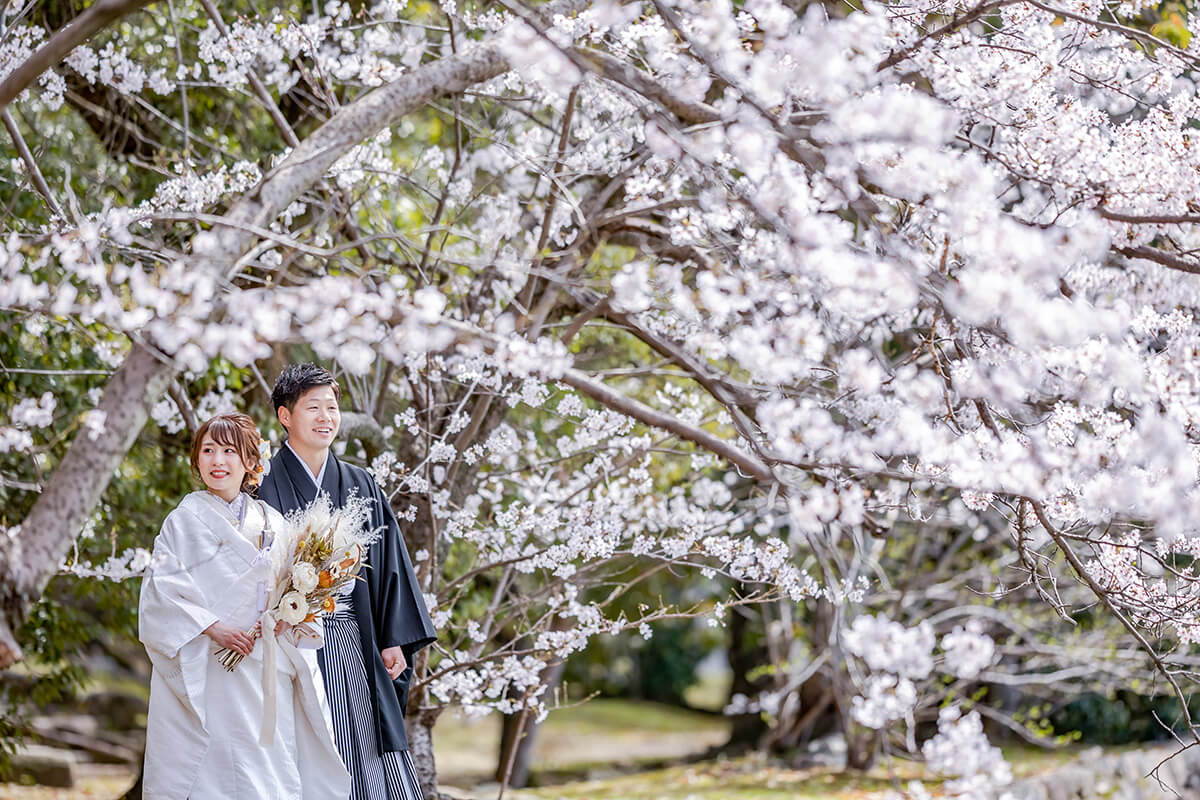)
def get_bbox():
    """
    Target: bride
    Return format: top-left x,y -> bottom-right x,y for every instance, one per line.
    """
138,412 -> 349,799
